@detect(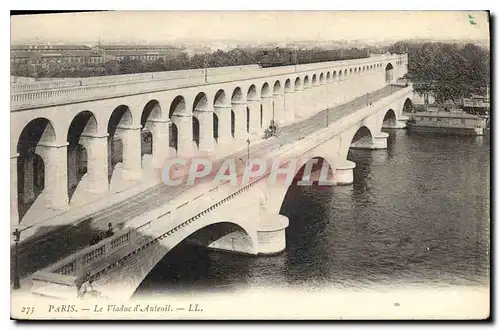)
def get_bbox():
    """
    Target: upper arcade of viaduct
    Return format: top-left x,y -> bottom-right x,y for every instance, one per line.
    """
11,53 -> 407,150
